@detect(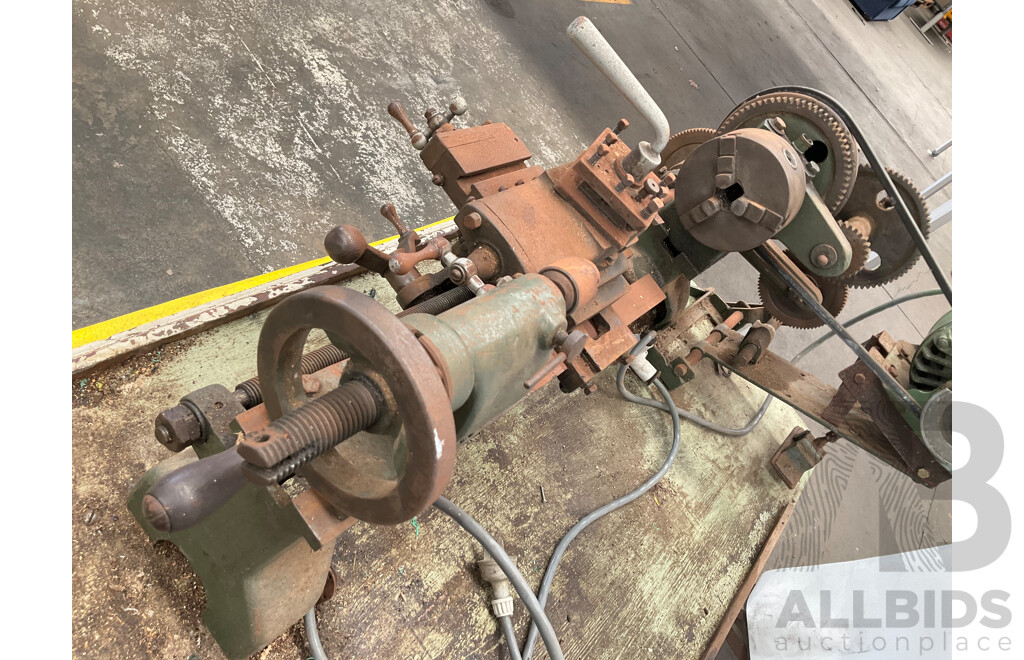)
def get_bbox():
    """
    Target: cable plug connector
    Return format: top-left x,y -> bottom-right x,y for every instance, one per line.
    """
478,552 -> 515,618
624,334 -> 659,384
